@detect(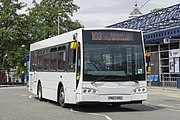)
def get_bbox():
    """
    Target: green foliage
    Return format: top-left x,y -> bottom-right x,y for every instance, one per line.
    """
27,0 -> 84,42
0,0 -> 83,73
0,0 -> 27,70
